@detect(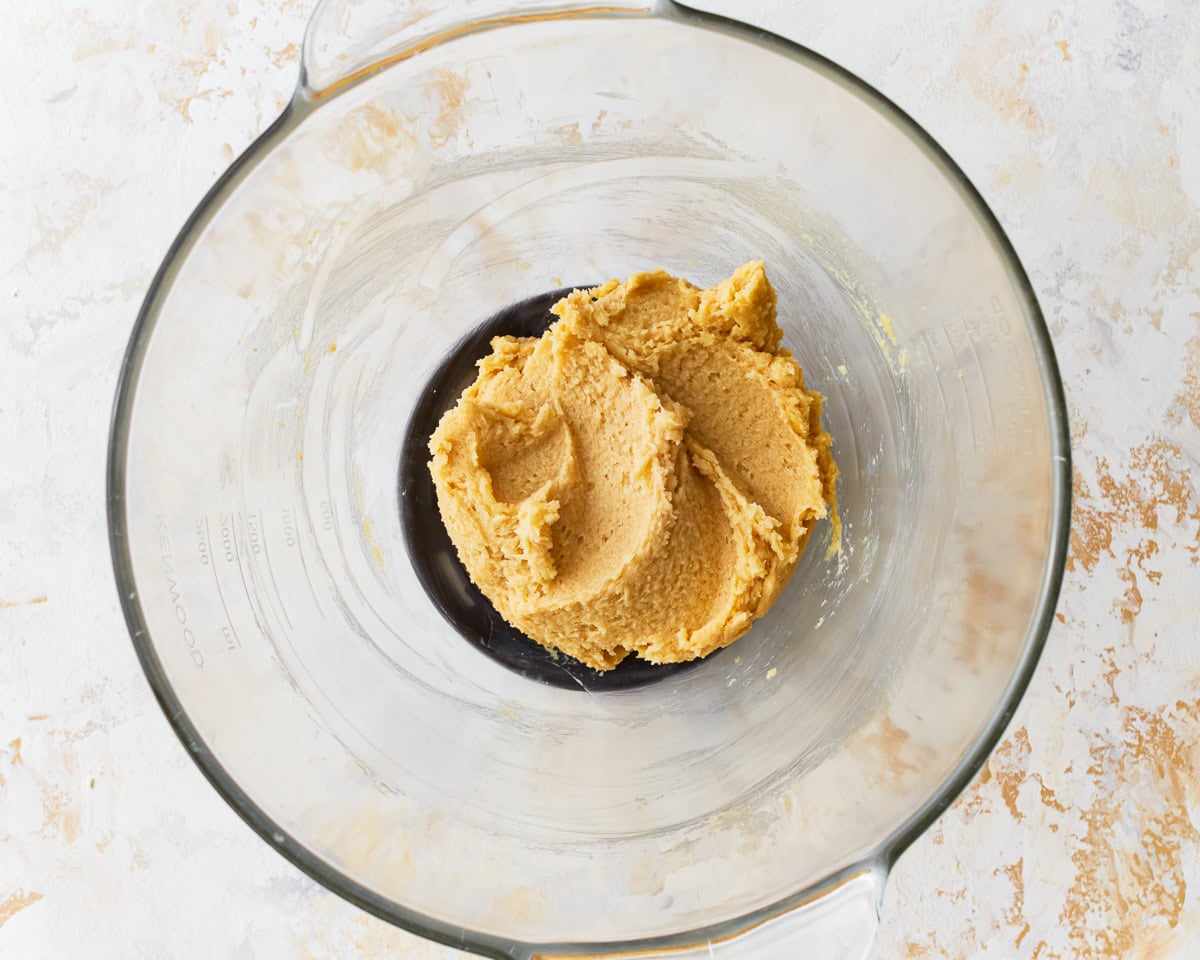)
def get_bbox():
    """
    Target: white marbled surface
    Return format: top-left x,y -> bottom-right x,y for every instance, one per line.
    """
3,0 -> 1199,957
